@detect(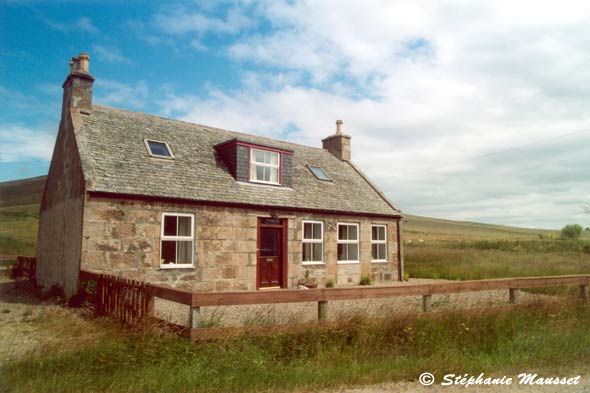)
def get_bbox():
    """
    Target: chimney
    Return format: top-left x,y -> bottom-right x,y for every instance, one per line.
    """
322,120 -> 351,161
62,52 -> 94,116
